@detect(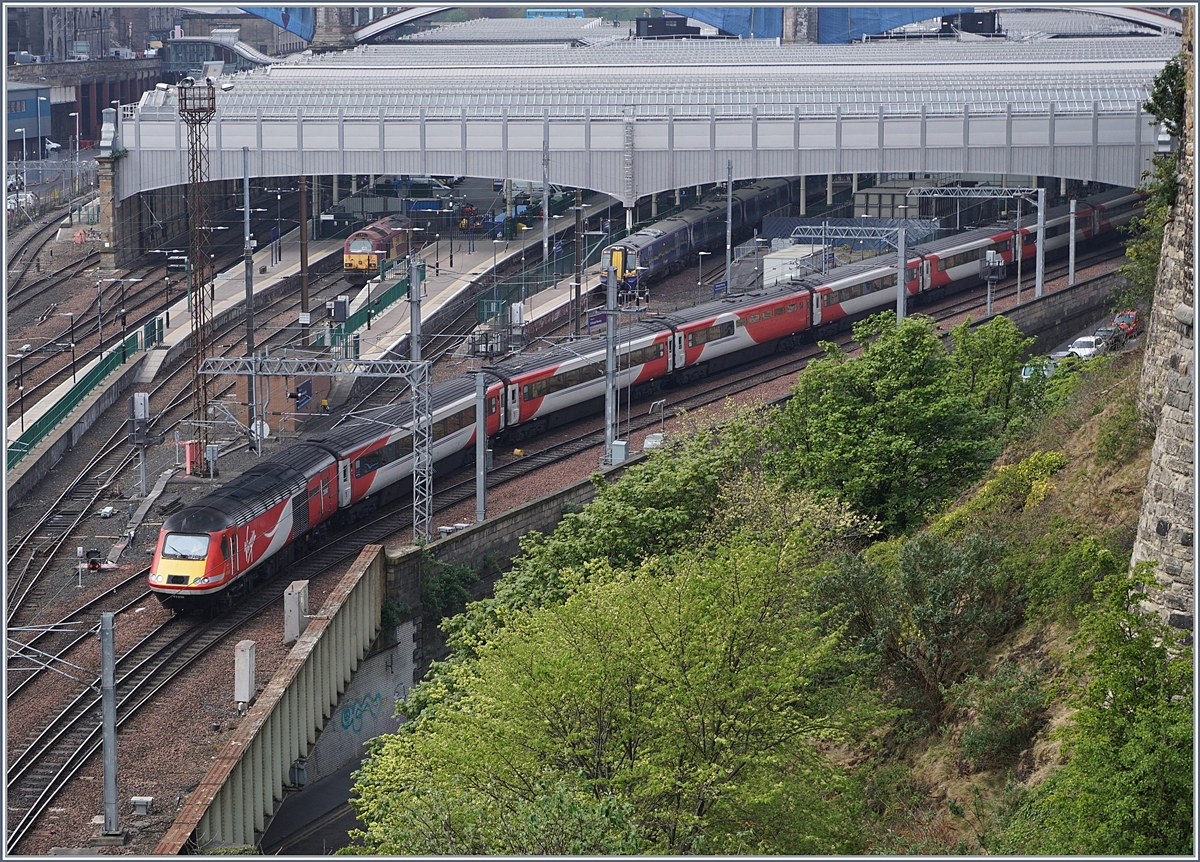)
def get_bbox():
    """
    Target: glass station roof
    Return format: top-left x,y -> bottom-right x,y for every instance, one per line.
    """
136,34 -> 1178,121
